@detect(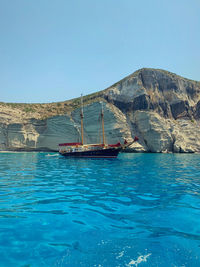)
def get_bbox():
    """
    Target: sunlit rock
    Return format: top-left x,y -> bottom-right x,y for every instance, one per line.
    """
1,68 -> 200,153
